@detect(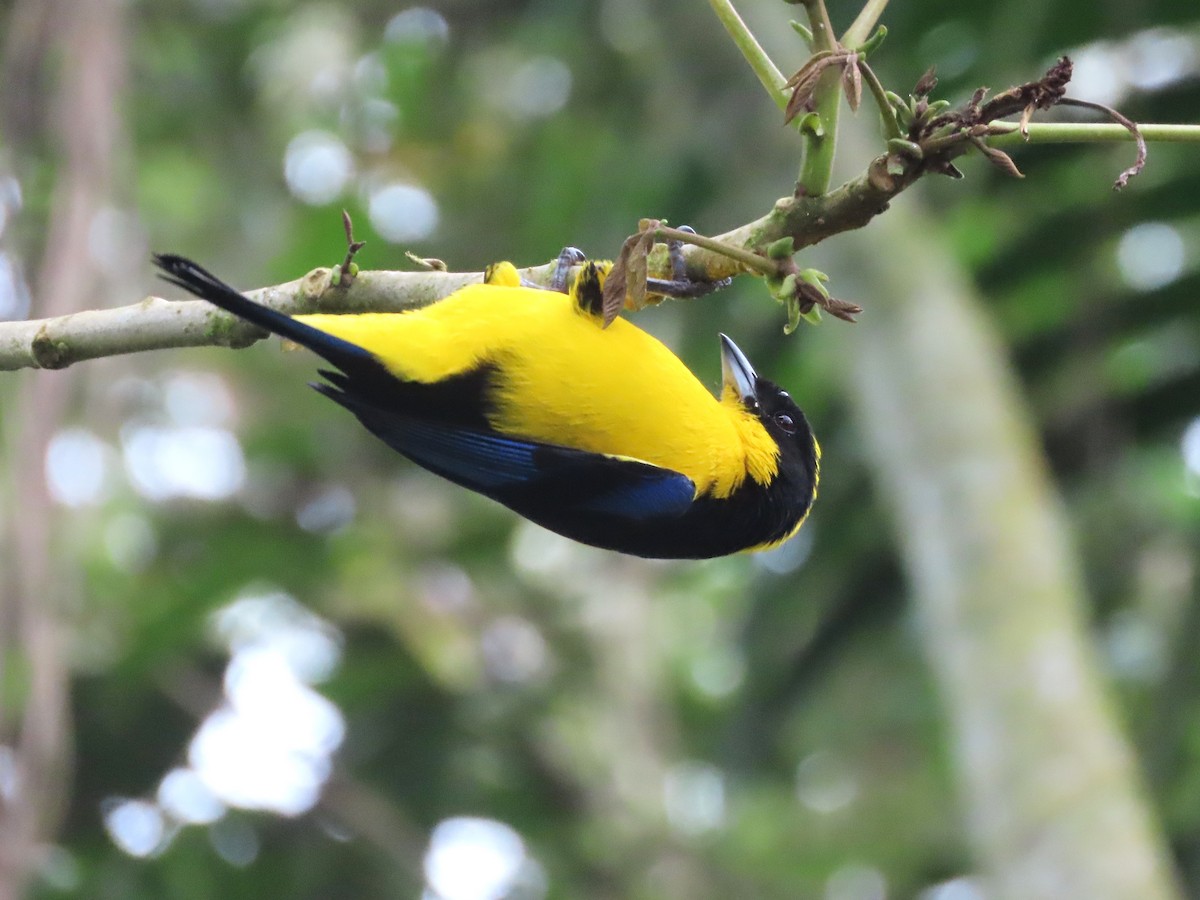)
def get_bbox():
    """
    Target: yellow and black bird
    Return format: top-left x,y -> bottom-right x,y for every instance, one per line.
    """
153,253 -> 819,559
